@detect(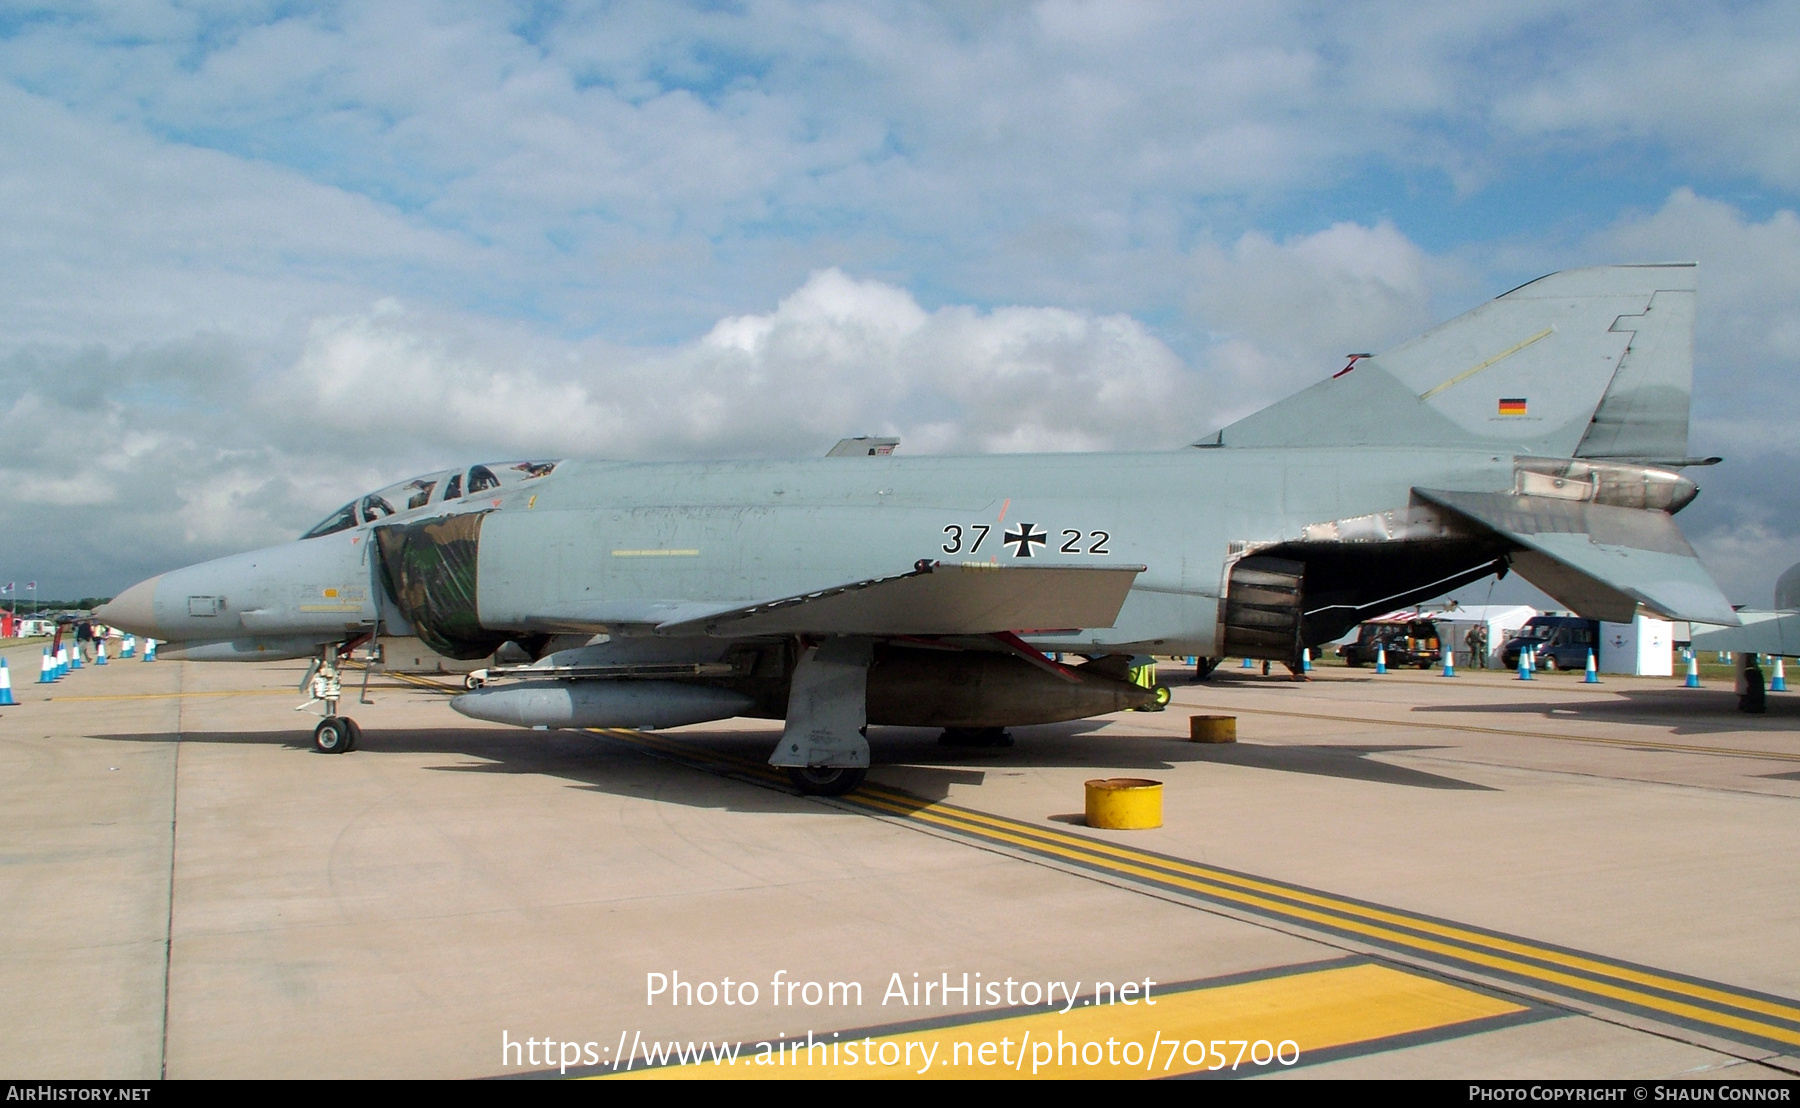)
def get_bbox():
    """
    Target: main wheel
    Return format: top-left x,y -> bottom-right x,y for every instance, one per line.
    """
939,727 -> 1014,747
786,766 -> 867,796
313,717 -> 351,754
343,717 -> 362,752
1541,656 -> 1557,672
1152,684 -> 1172,708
